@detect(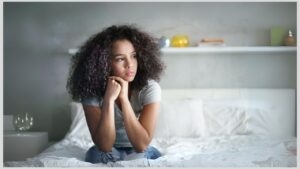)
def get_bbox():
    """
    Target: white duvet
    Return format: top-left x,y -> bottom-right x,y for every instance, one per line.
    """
5,134 -> 297,167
